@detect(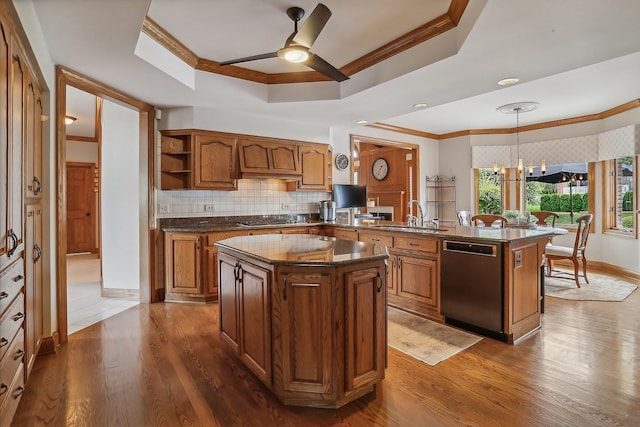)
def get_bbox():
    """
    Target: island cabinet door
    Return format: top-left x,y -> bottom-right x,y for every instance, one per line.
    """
237,260 -> 272,386
218,252 -> 240,352
274,270 -> 334,396
344,265 -> 386,393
